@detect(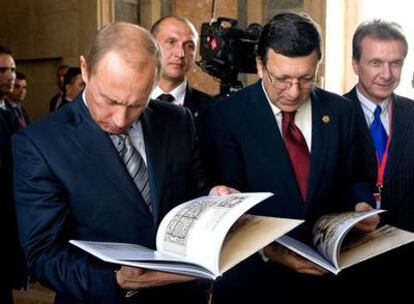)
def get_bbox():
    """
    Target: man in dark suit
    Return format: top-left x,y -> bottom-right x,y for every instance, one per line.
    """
7,71 -> 31,128
49,64 -> 68,112
201,13 -> 377,303
0,44 -> 27,304
341,19 -> 414,301
13,22 -> 234,304
150,16 -> 214,129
